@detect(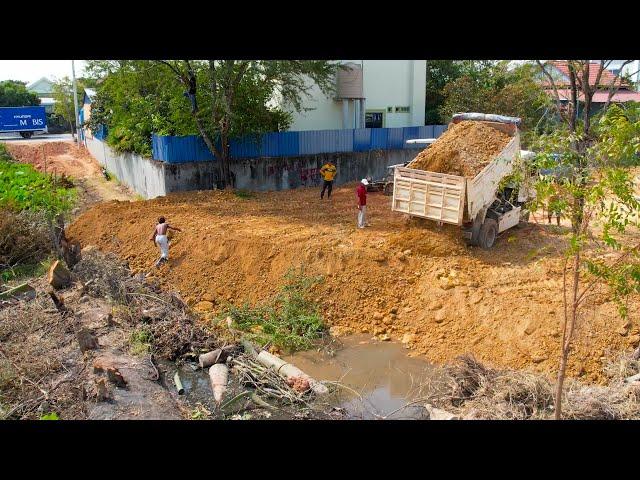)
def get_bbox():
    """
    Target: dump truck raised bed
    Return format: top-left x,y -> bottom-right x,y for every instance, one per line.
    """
391,113 -> 531,249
